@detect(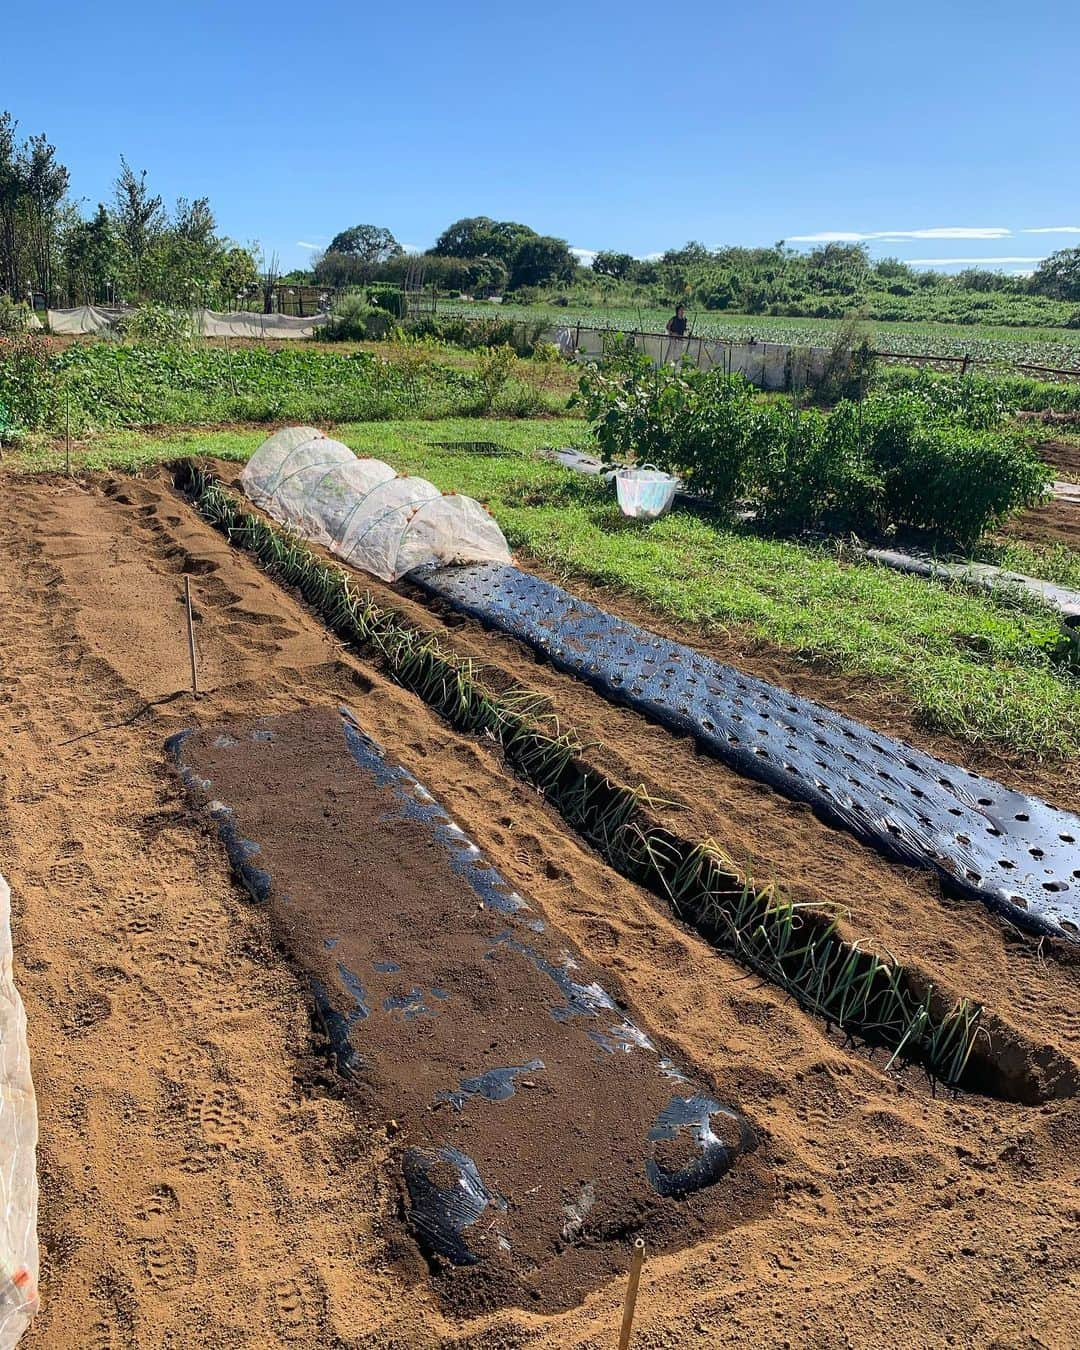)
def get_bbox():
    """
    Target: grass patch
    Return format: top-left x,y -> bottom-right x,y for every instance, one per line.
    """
5,416 -> 591,476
